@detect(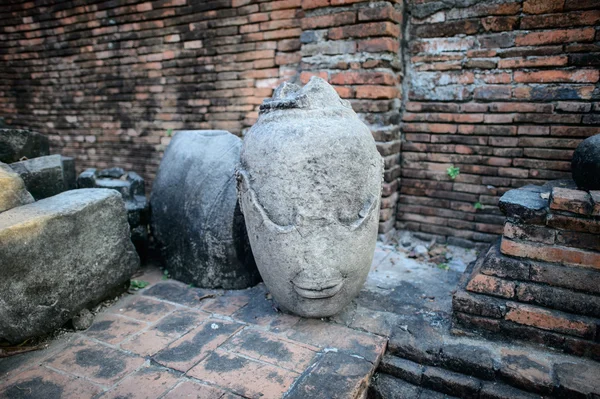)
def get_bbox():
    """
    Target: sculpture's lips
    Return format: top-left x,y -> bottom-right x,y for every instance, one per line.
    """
292,279 -> 344,299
